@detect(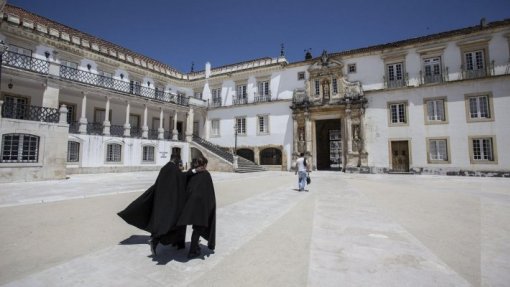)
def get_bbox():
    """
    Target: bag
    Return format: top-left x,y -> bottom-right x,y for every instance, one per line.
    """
304,158 -> 307,167
306,173 -> 311,185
